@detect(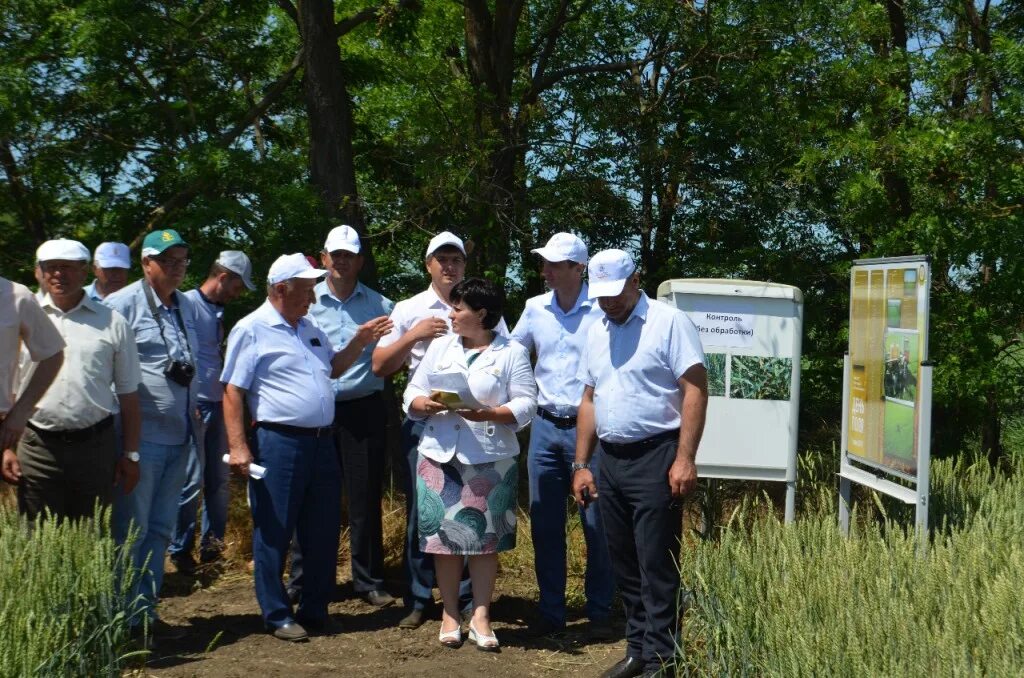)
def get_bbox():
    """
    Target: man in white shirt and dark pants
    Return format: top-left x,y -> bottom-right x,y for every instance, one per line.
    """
223,254 -> 391,642
2,239 -> 141,520
572,249 -> 707,678
510,233 -> 614,638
